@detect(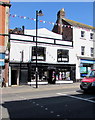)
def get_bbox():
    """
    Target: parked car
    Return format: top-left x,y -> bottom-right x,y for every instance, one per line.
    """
80,69 -> 95,91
